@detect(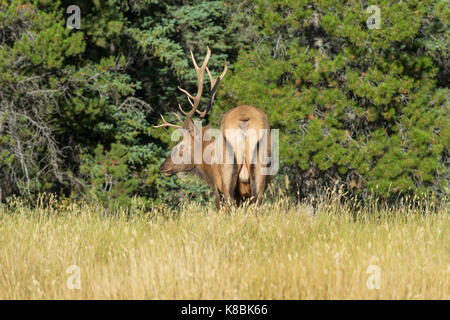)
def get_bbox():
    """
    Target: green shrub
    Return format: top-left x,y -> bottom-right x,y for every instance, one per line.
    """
215,0 -> 449,198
